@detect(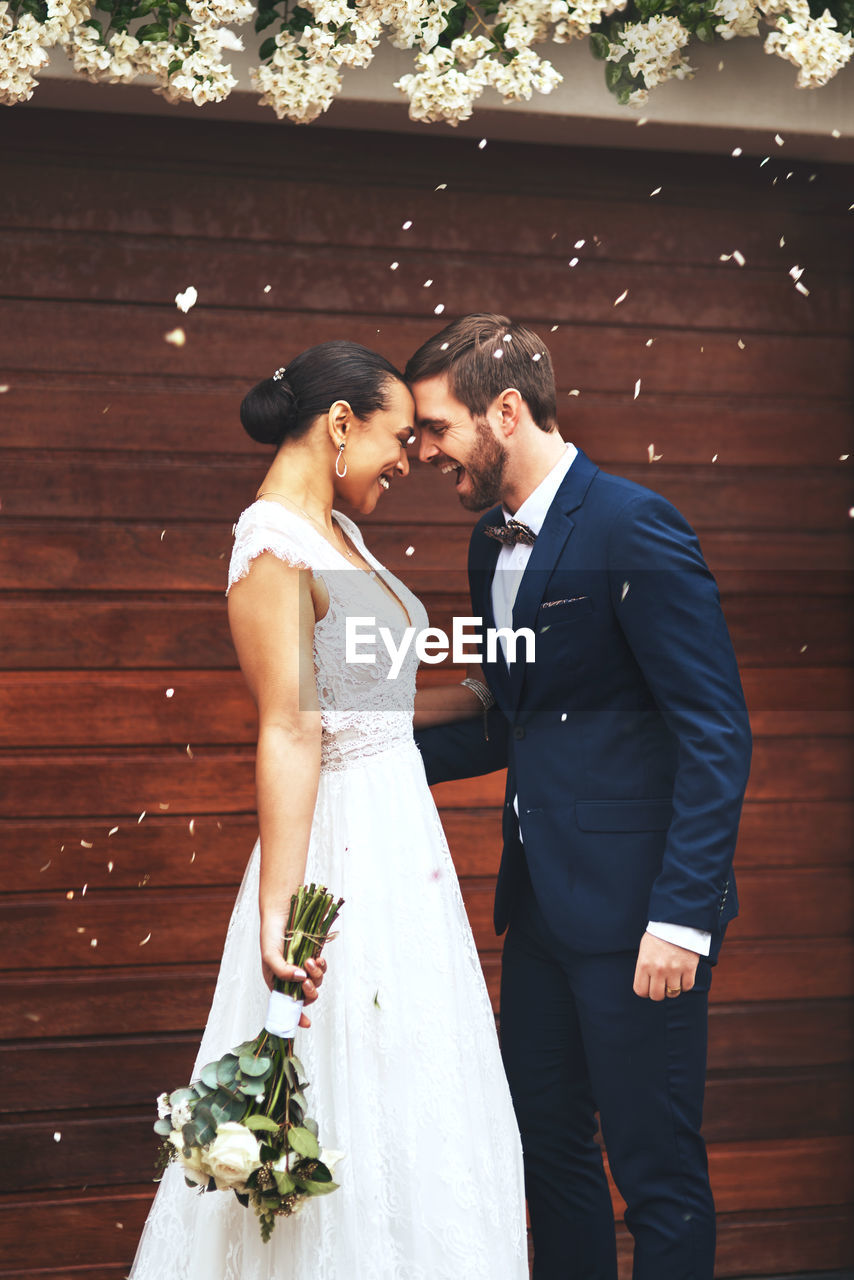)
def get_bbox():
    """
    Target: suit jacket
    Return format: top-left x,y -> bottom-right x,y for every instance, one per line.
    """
416,450 -> 752,961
